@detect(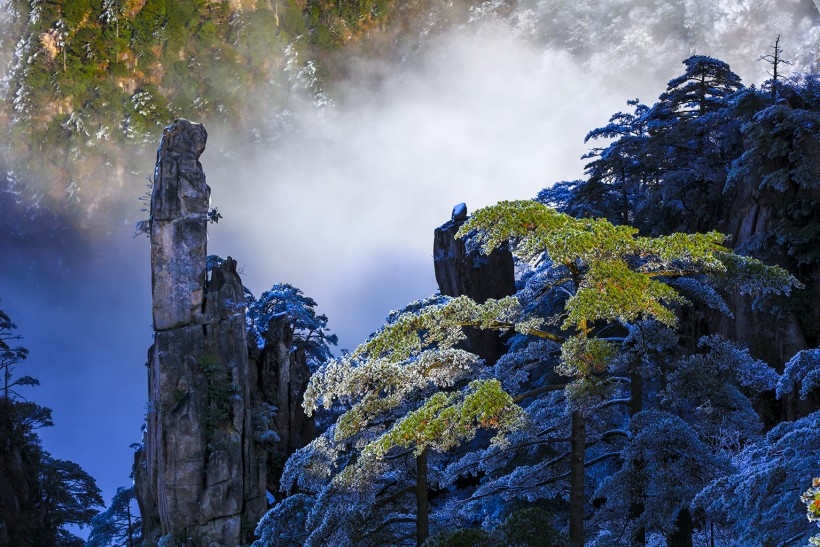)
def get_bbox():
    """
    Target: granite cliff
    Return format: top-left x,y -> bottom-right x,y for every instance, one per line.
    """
134,120 -> 313,546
